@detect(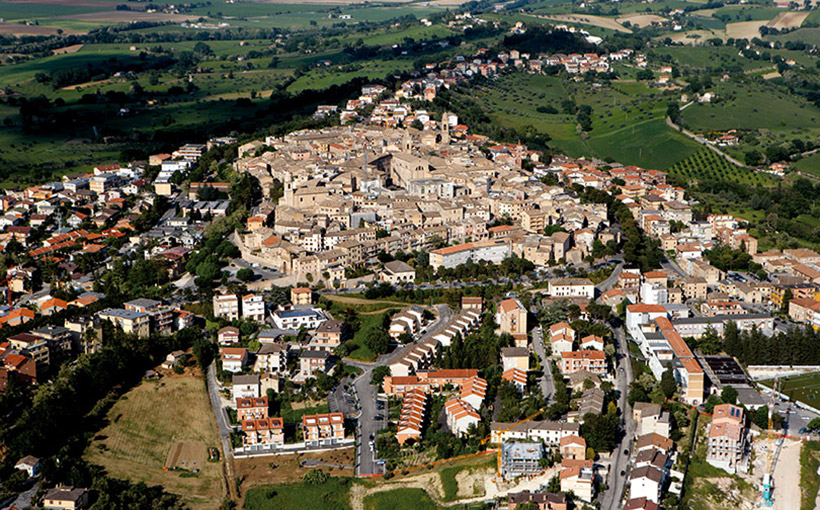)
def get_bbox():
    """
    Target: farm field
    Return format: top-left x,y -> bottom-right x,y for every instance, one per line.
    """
84,372 -> 225,510
458,72 -> 699,169
667,148 -> 773,187
681,82 -> 820,132
794,153 -> 820,175
760,372 -> 820,410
